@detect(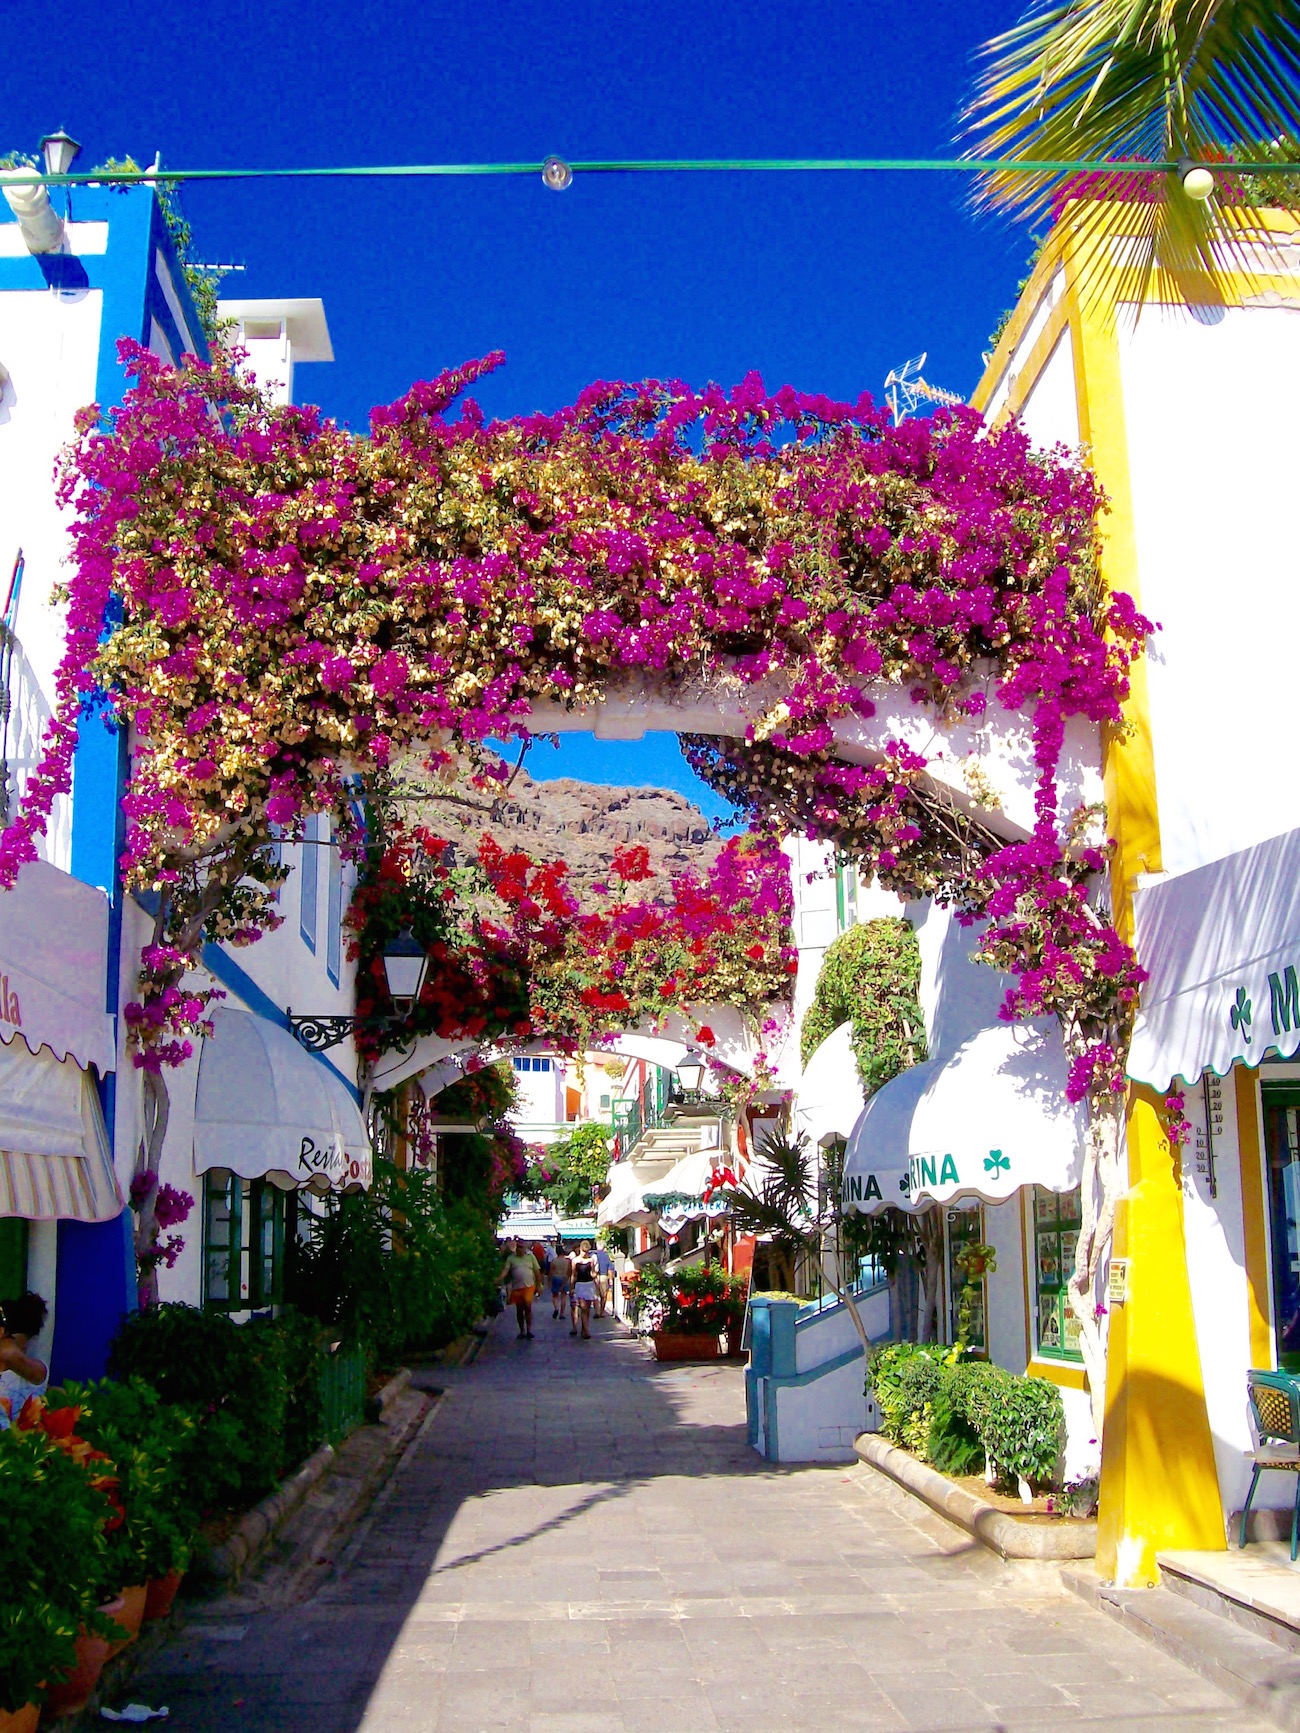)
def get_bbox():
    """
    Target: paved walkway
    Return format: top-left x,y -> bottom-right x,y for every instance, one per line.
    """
134,1309 -> 1269,1731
